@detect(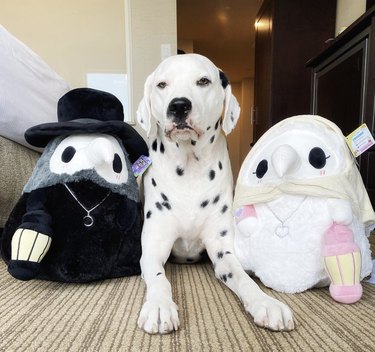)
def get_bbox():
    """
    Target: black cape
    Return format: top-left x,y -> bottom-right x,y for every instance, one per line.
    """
1,180 -> 142,282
